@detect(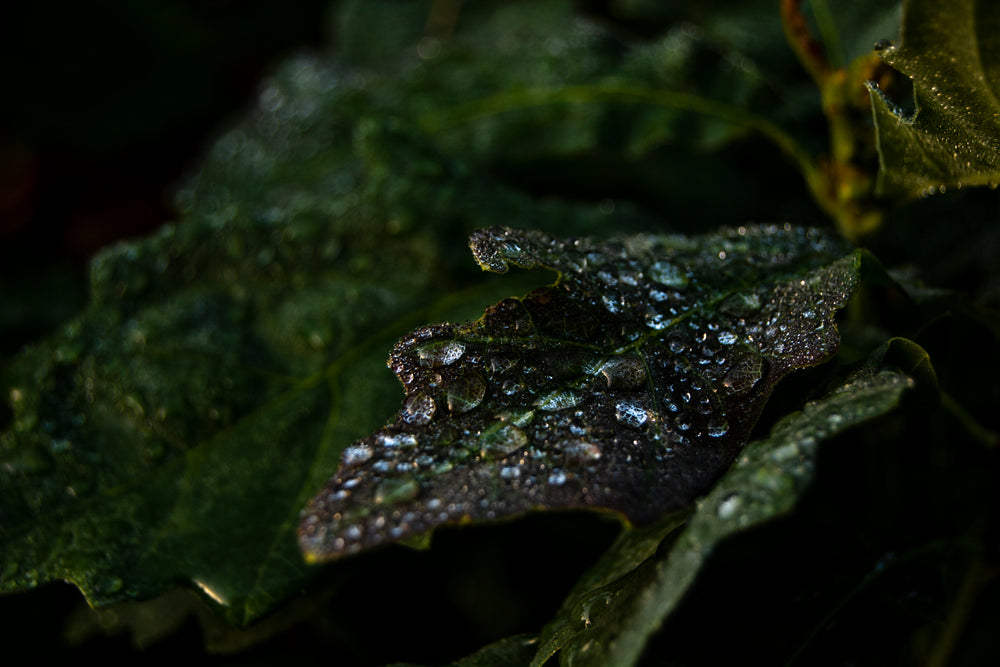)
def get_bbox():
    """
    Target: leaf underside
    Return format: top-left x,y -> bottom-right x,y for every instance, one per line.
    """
868,0 -> 1000,196
299,225 -> 859,561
